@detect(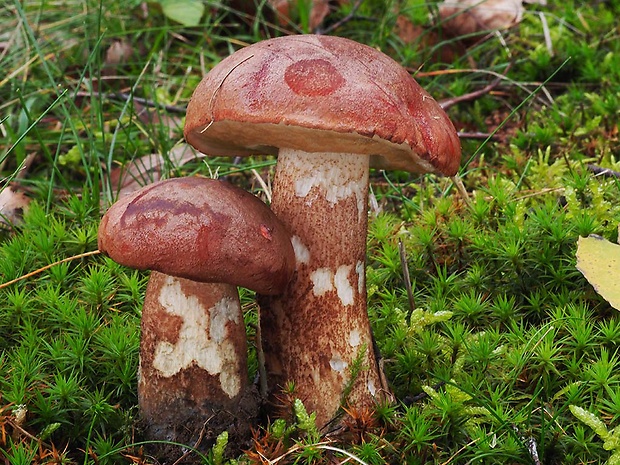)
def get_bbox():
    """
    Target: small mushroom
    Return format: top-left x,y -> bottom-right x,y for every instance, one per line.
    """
98,176 -> 295,449
184,35 -> 461,426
